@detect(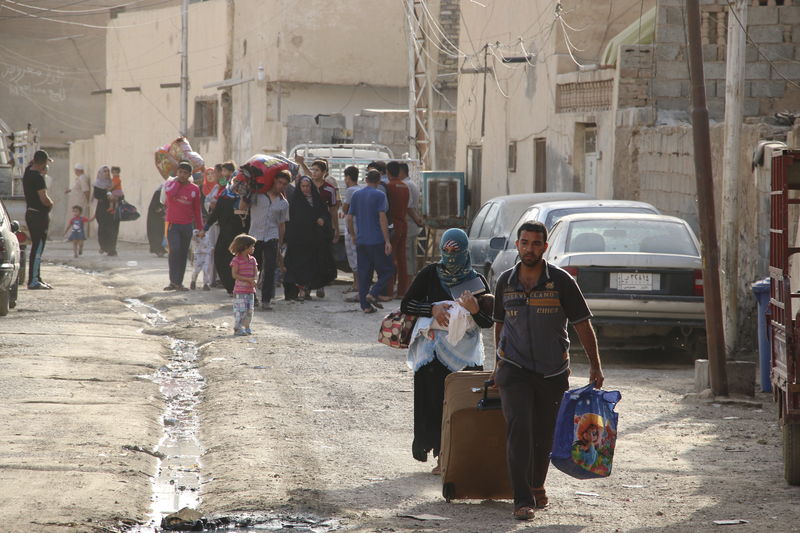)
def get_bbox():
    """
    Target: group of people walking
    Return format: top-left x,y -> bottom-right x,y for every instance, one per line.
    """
24,149 -> 606,523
